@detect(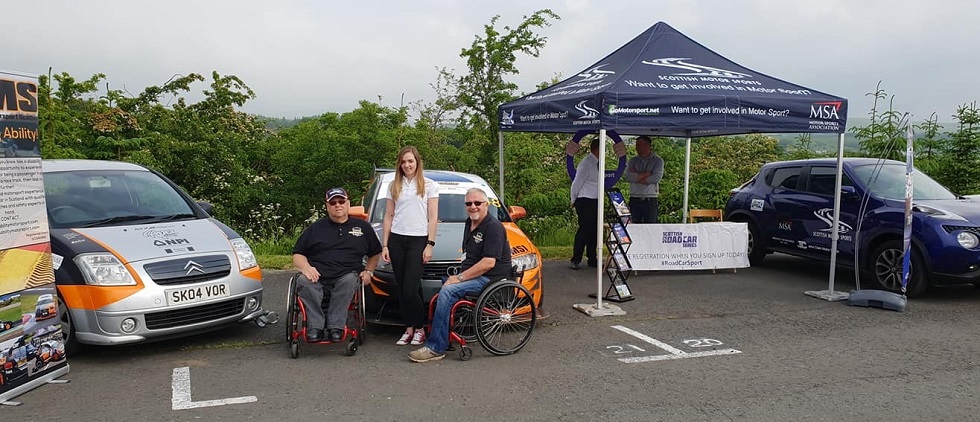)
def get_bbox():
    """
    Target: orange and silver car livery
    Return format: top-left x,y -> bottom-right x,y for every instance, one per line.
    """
43,160 -> 268,349
350,169 -> 543,324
